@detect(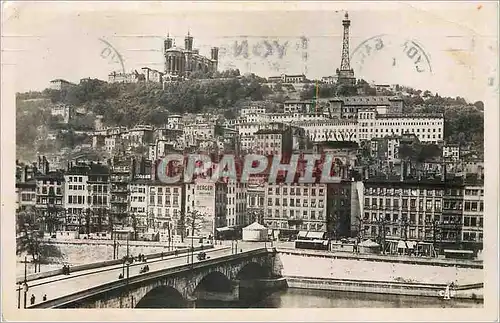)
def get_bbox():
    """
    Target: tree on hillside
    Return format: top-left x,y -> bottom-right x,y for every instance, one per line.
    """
473,101 -> 484,111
